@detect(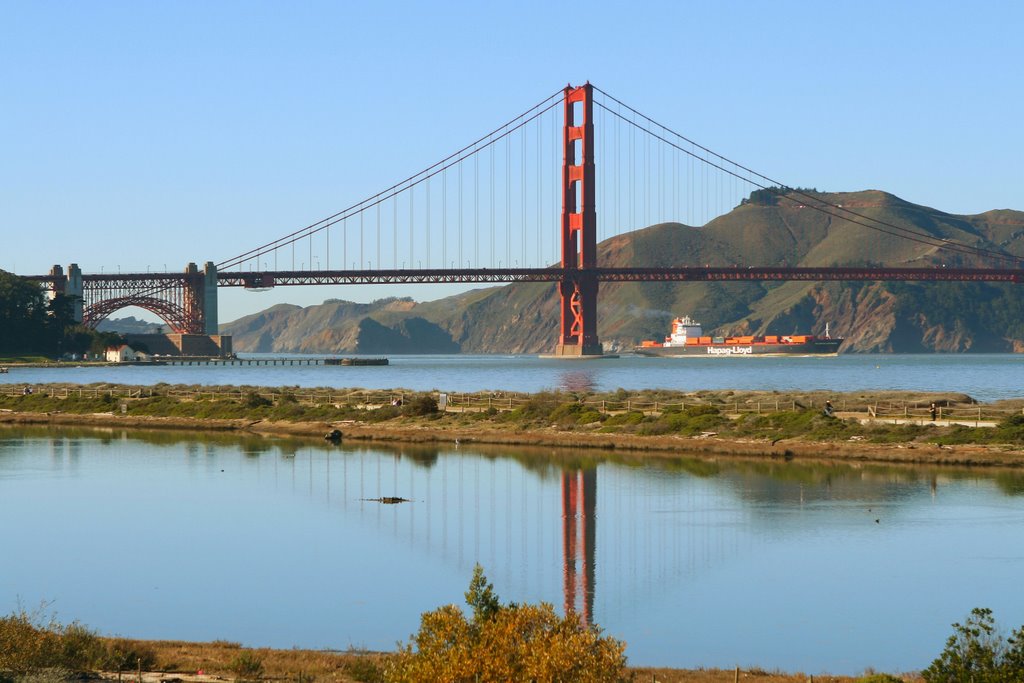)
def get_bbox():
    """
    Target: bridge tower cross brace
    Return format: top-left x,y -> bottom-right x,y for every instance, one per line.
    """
554,83 -> 602,356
